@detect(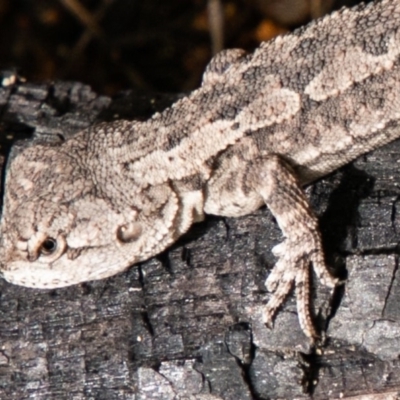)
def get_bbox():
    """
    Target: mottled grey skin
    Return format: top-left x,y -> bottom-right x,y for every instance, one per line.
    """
1,0 -> 400,338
